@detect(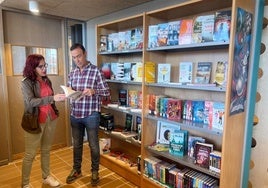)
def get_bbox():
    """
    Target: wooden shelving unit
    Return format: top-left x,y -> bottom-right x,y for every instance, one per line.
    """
96,0 -> 263,187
